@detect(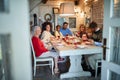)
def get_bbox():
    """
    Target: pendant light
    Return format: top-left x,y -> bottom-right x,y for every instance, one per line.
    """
59,3 -> 75,16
